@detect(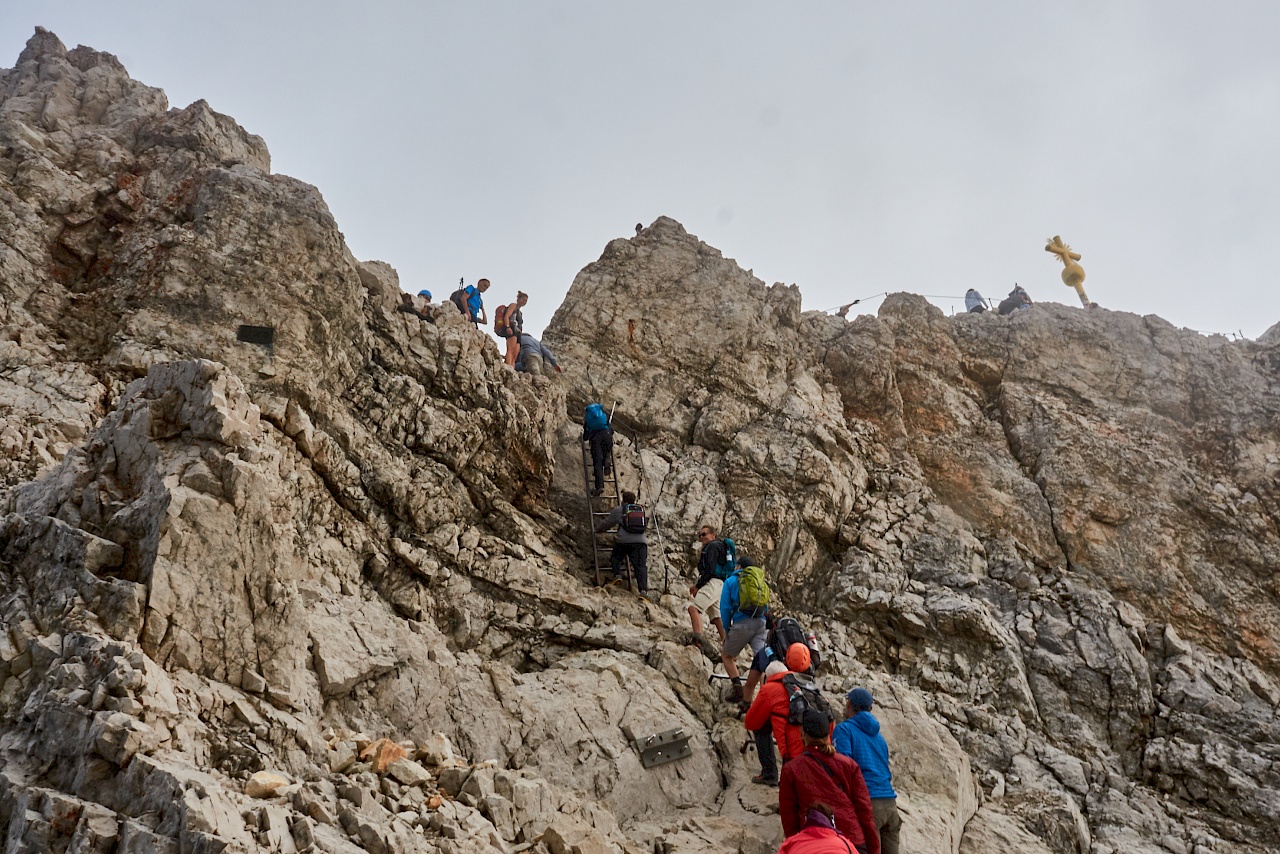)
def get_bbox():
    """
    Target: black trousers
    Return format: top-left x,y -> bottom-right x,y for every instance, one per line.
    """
611,542 -> 648,591
753,717 -> 778,781
587,429 -> 613,490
